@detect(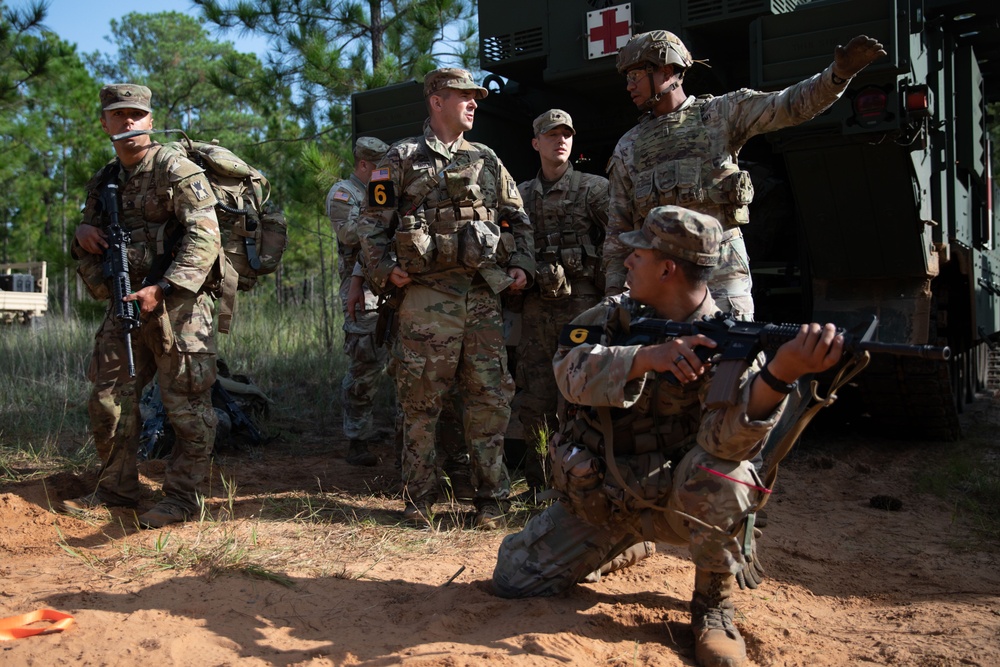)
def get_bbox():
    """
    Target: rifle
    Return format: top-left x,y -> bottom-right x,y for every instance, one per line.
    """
212,379 -> 265,445
99,180 -> 141,377
621,312 -> 950,409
